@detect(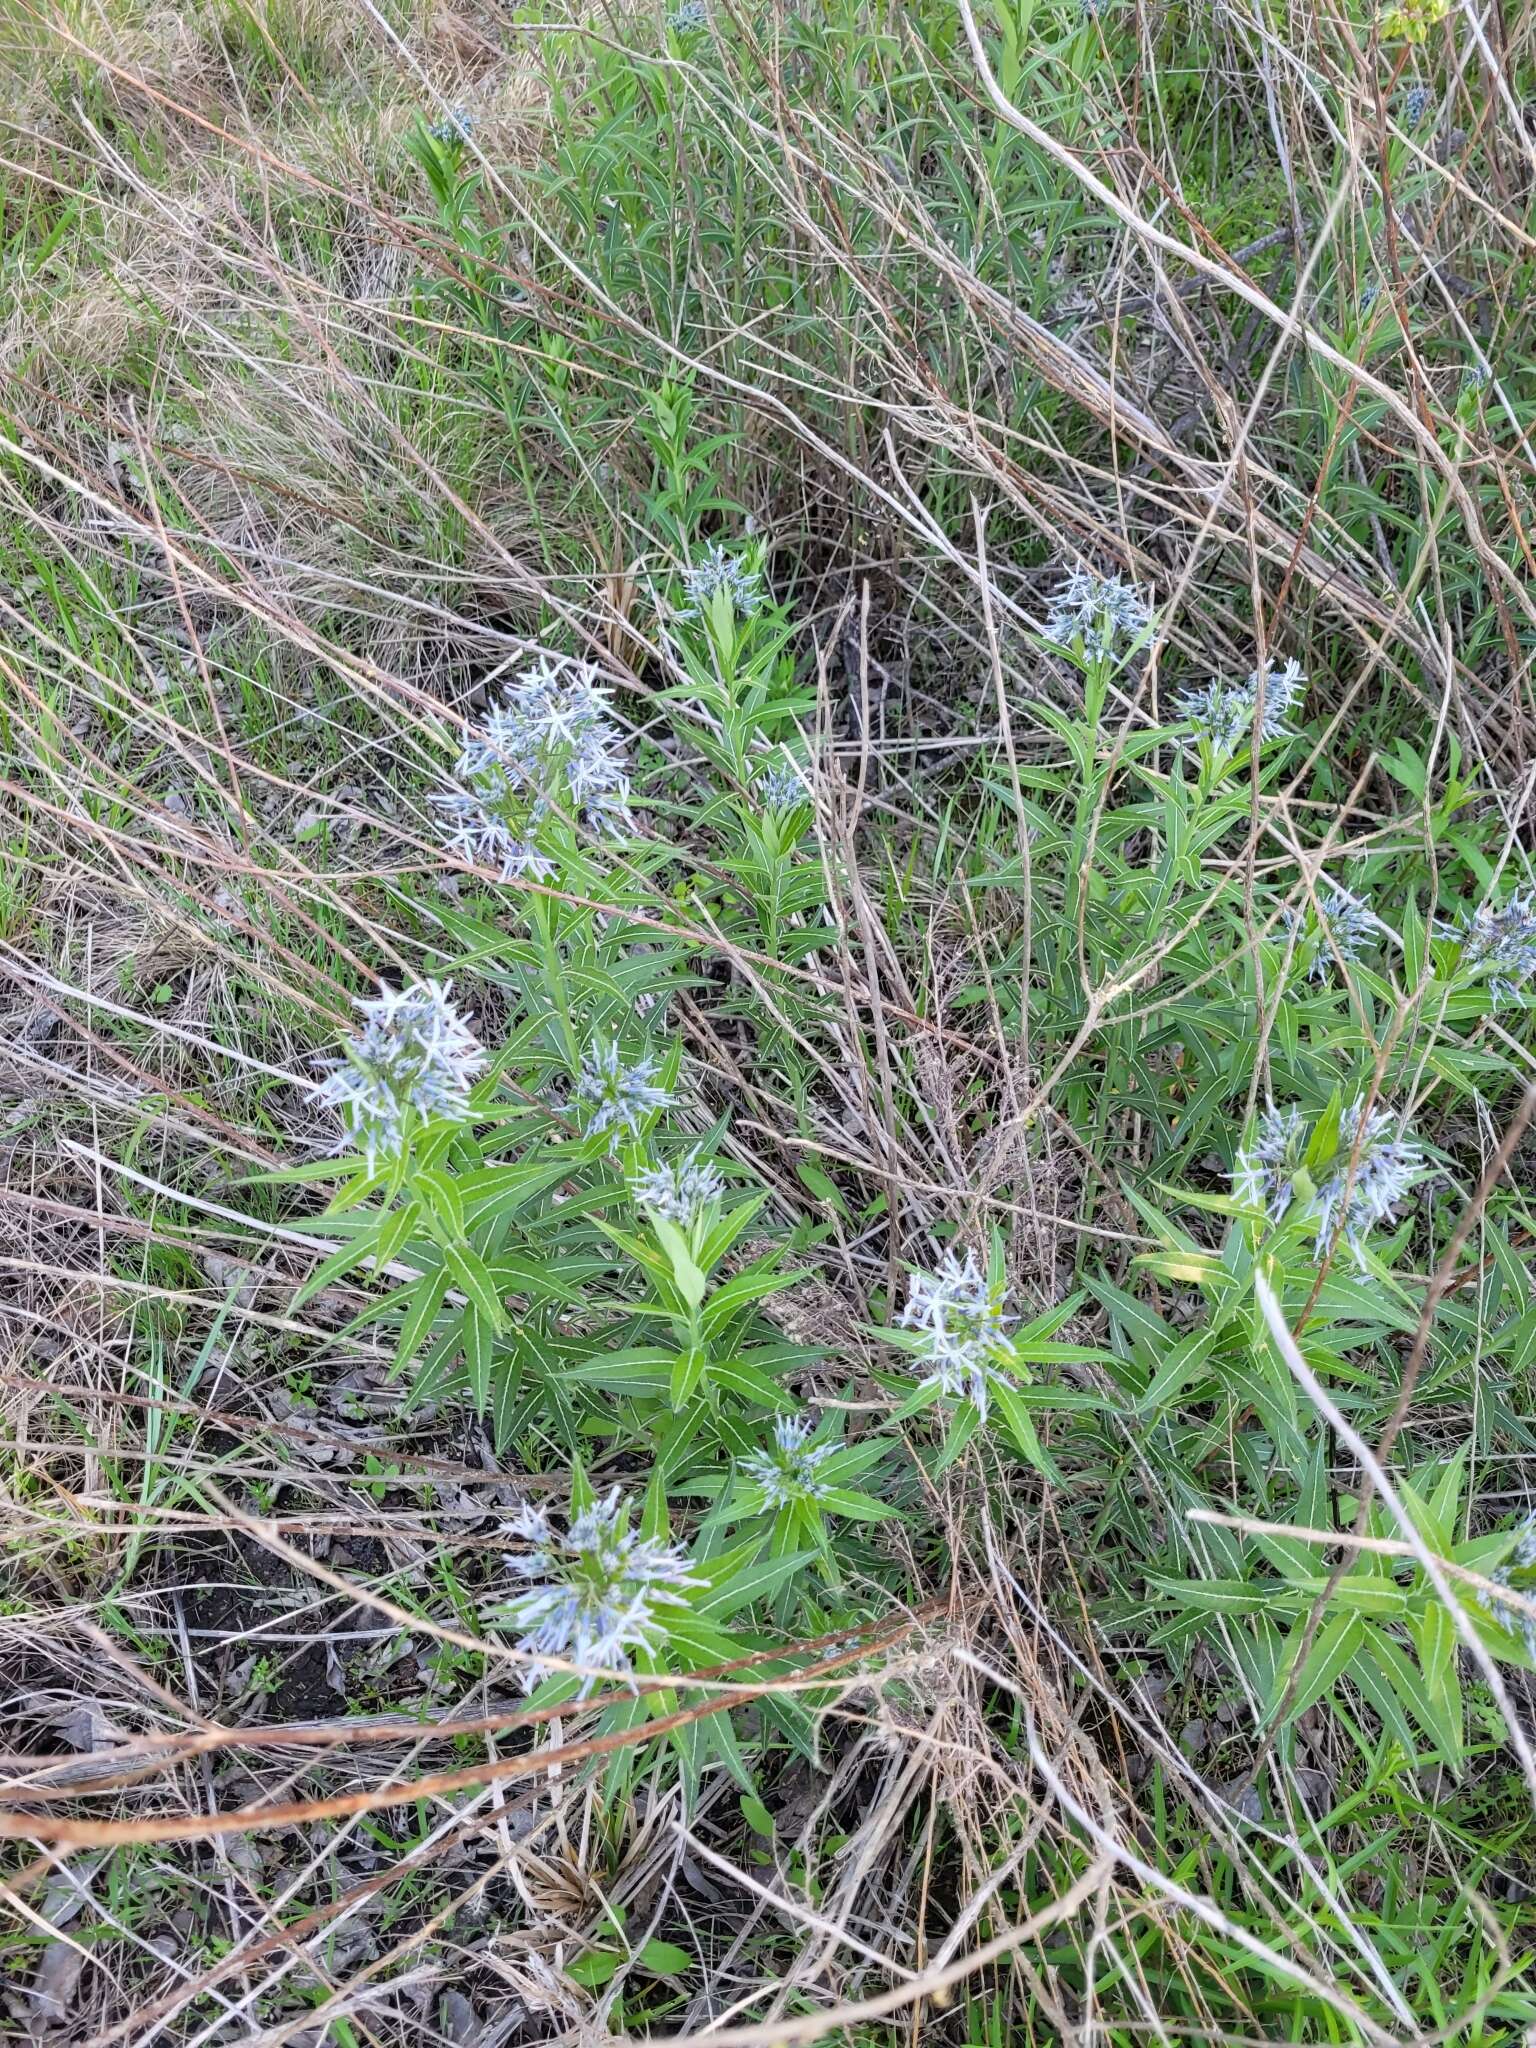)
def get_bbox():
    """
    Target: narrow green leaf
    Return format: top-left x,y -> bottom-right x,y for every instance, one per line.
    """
932,1398 -> 982,1471
817,1487 -> 896,1522
1268,1612 -> 1364,1726
292,1236 -> 371,1313
463,1305 -> 495,1412
371,1199 -> 420,1275
1401,887 -> 1424,988
1303,1090 -> 1343,1175
1423,1446 -> 1471,1553
991,1381 -> 1063,1482
1080,1273 -> 1173,1360
653,1217 -> 708,1310
697,1550 -> 810,1621
1407,1601 -> 1463,1765
443,1243 -> 506,1332
1136,1327 -> 1218,1417
1145,1574 -> 1272,1616
491,1346 -> 526,1451
414,1167 -> 465,1241
669,1342 -> 709,1411
392,1264 -> 451,1378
